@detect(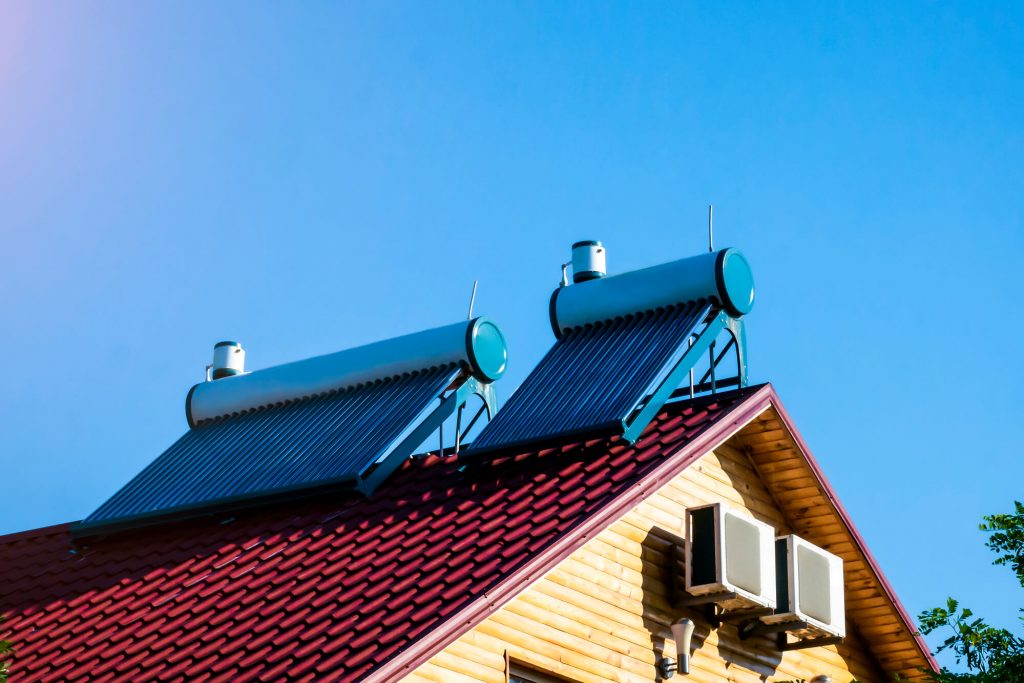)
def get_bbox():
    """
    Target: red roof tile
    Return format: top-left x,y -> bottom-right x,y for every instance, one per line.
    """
0,387 -> 784,681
